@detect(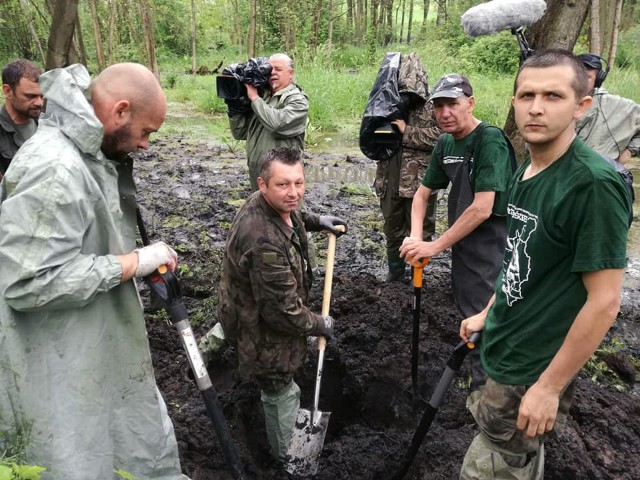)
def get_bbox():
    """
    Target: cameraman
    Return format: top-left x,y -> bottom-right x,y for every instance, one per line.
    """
228,54 -> 309,191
